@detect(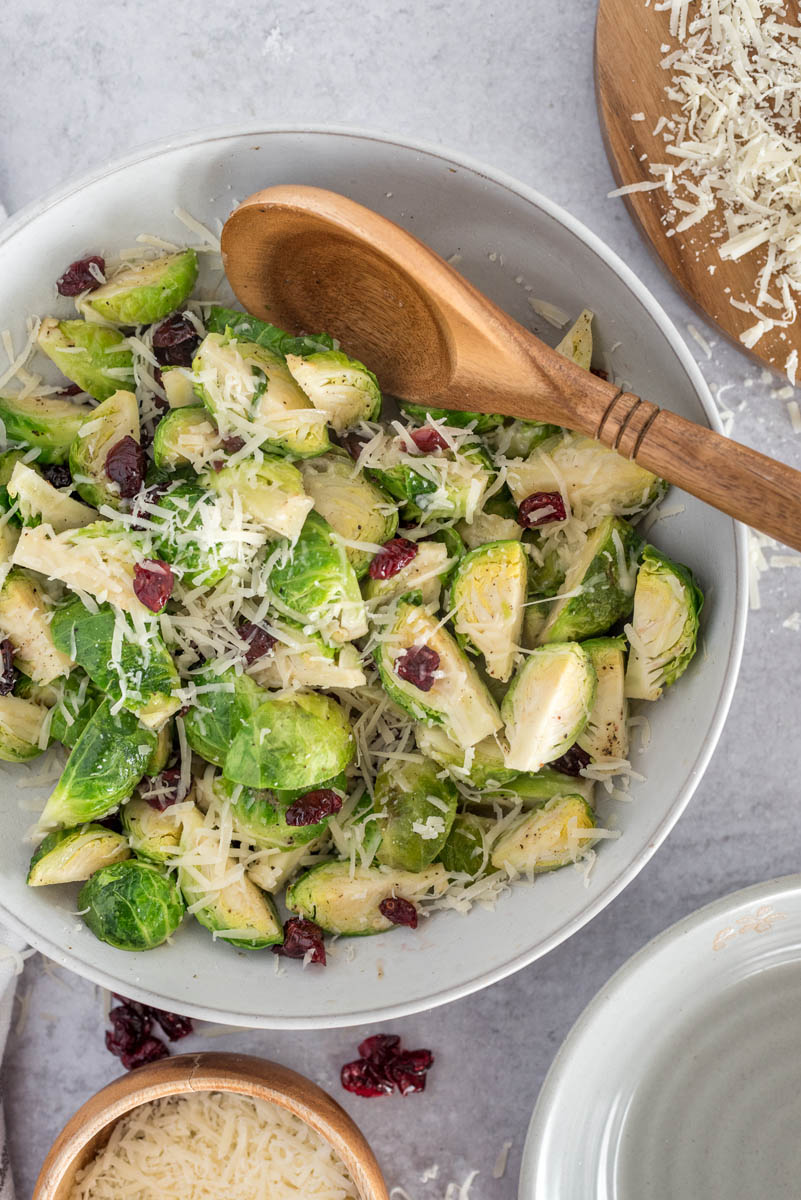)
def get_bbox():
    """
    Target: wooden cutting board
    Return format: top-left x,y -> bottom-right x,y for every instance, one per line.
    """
595,0 -> 799,374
